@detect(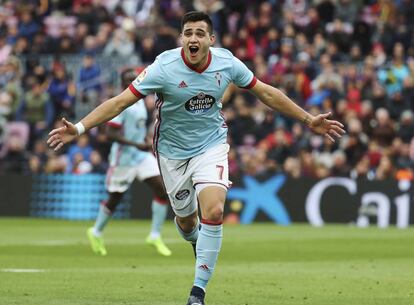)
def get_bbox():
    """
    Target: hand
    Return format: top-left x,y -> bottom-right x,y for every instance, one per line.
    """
308,112 -> 345,142
135,143 -> 153,151
47,118 -> 78,151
